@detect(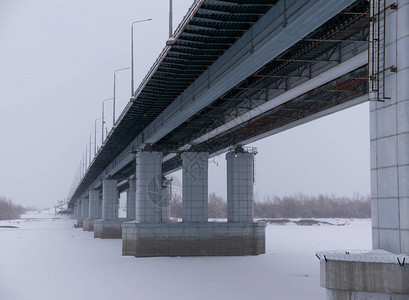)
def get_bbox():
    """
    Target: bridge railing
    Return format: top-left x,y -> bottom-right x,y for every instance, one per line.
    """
116,0 -> 205,127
